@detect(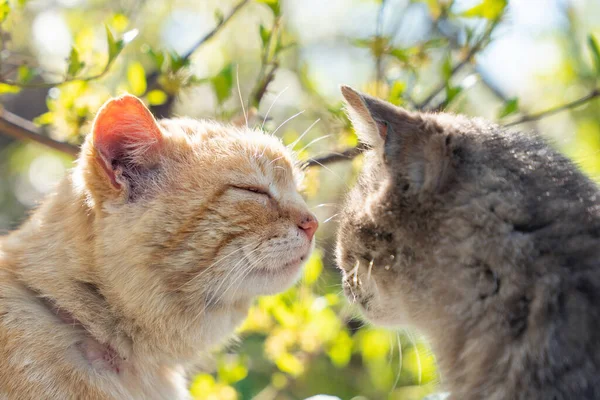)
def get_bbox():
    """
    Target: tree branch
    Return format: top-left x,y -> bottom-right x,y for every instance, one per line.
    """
504,88 -> 600,127
416,19 -> 500,110
0,108 -> 79,156
147,0 -> 250,117
304,146 -> 364,168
